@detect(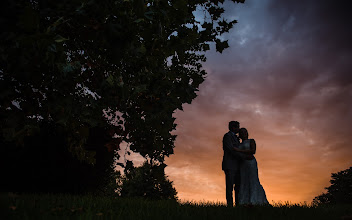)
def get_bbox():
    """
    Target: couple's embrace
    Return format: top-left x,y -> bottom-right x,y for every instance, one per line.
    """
222,121 -> 269,207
